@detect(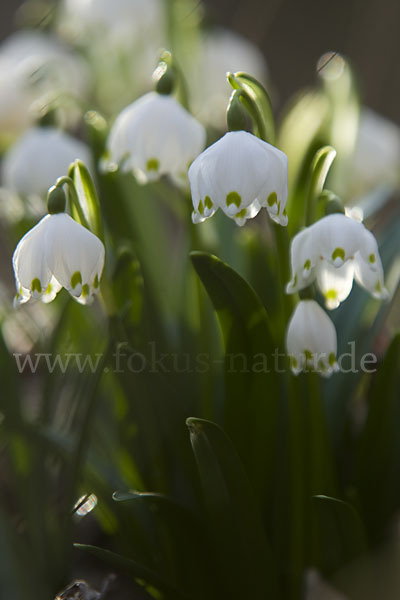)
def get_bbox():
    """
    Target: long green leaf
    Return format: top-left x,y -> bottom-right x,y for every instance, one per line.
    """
190,251 -> 281,503
311,495 -> 367,575
187,417 -> 277,599
113,490 -> 220,599
354,333 -> 400,542
74,543 -> 191,600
